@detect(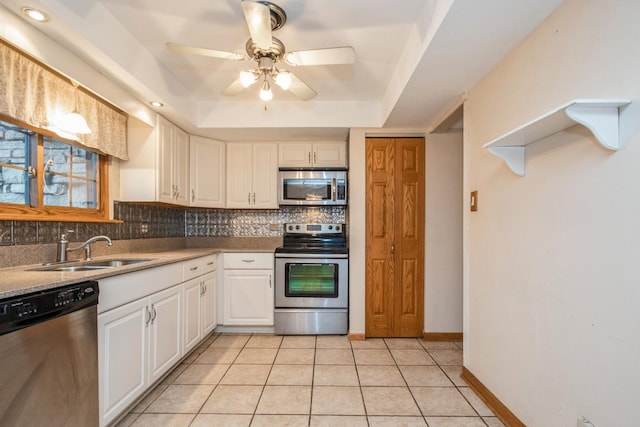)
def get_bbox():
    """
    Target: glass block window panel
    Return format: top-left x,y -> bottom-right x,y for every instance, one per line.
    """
0,120 -> 32,205
43,137 -> 98,209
